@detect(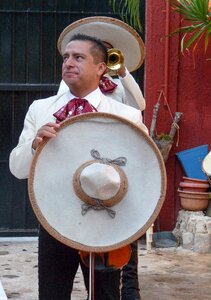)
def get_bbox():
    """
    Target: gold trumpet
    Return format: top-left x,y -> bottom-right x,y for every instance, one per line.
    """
107,48 -> 124,71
